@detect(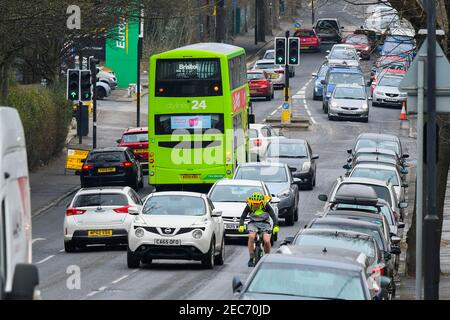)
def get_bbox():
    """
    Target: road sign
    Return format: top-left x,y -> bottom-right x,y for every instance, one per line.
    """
67,69 -> 80,101
65,148 -> 90,171
400,38 -> 450,113
282,102 -> 289,109
288,37 -> 300,66
275,37 -> 287,65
